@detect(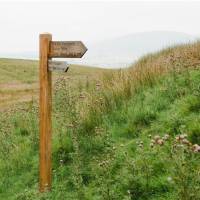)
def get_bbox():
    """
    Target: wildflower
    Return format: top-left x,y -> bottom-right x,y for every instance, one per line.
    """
177,144 -> 184,148
79,93 -> 85,99
96,83 -> 101,90
183,133 -> 188,138
150,143 -> 154,148
182,139 -> 190,145
138,144 -> 143,148
192,144 -> 200,153
68,123 -> 74,128
175,135 -> 181,142
157,139 -> 164,146
99,163 -> 103,167
163,134 -> 169,140
151,139 -> 155,144
188,142 -> 192,146
100,161 -> 107,166
60,159 -> 64,164
154,135 -> 160,141
179,134 -> 185,140
167,177 -> 173,182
